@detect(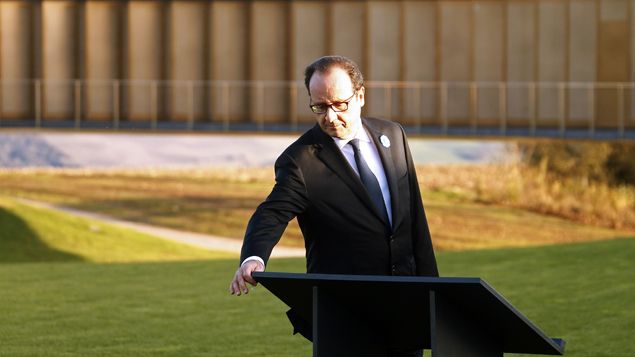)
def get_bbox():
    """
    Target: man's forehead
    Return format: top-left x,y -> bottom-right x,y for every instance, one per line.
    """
309,68 -> 354,100
310,67 -> 353,89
